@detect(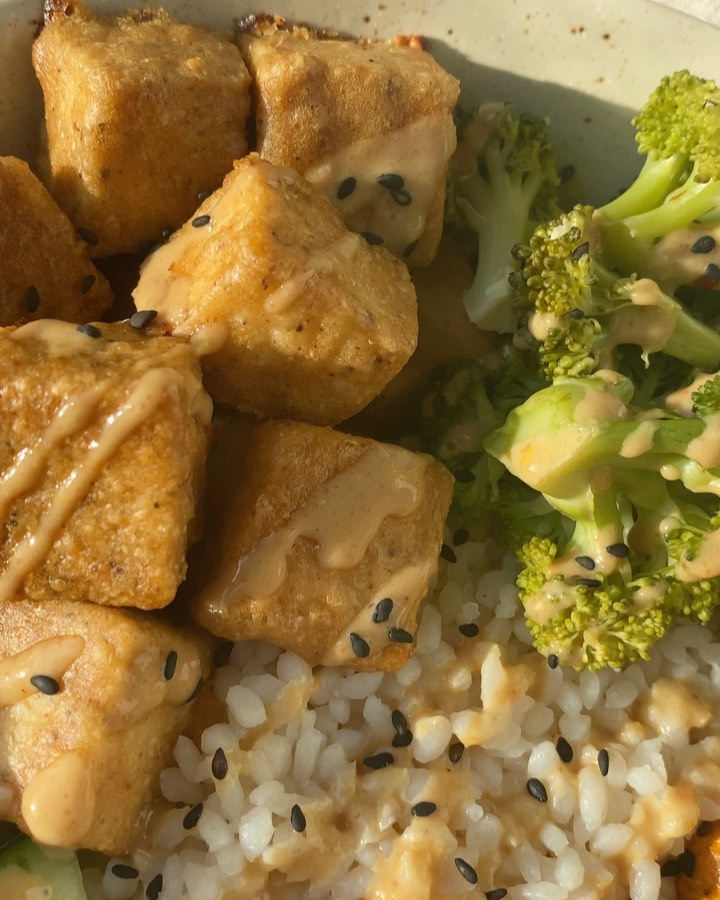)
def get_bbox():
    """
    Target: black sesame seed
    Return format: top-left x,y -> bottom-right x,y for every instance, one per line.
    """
575,577 -> 601,588
377,172 -> 405,191
391,709 -> 408,735
361,231 -> 384,246
186,678 -> 205,703
697,820 -> 714,837
130,309 -> 158,329
363,751 -> 394,770
197,189 -> 212,202
146,874 -> 163,900
377,173 -> 405,191
211,747 -> 228,780
77,227 -> 98,246
448,741 -> 465,763
290,803 -> 307,833
706,263 -> 720,282
659,857 -> 683,878
77,323 -> 102,339
81,274 -> 96,294
454,857 -> 478,885
372,598 -> 393,624
459,623 -> 480,638
111,864 -> 139,880
453,527 -> 470,546
391,189 -> 412,206
160,227 -> 174,241
560,164 -> 575,183
556,736 -> 574,763
679,849 -> 695,877
403,240 -> 418,258
568,308 -> 585,319
136,239 -> 159,255
23,285 -> 40,313
485,890 -> 509,900
213,641 -> 234,667
388,628 -> 414,644
164,650 -> 178,680
575,555 -> 595,570
441,543 -> 457,563
606,543 -> 629,558
191,215 -> 211,228
453,467 -> 476,484
598,748 -> 610,776
337,177 -> 357,199
183,803 -> 203,830
392,730 -> 413,748
691,235 -> 716,254
30,675 -> 60,695
350,632 -> 371,658
547,654 -> 559,669
571,241 -> 590,261
411,801 -> 436,817
526,777 -> 548,803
